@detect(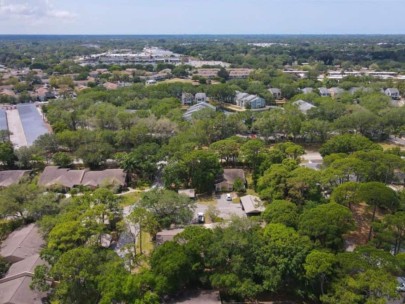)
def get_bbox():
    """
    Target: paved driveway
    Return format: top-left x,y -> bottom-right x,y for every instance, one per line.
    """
216,193 -> 246,219
194,193 -> 246,222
